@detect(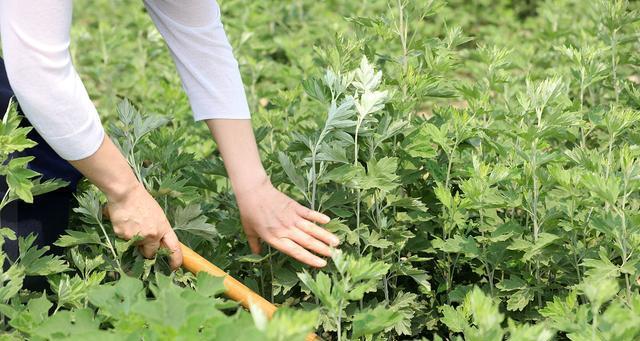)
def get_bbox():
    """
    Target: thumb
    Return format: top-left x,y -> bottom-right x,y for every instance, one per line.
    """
161,230 -> 183,270
140,239 -> 161,259
247,236 -> 261,254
